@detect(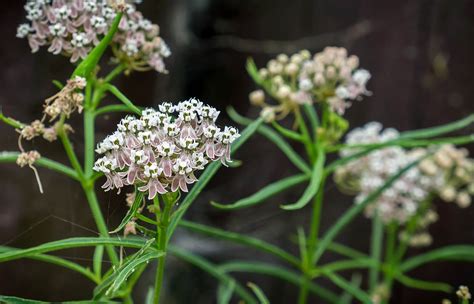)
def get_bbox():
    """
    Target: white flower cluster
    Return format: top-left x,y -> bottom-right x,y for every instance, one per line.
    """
17,0 -> 170,72
249,47 -> 371,121
335,122 -> 474,225
93,99 -> 240,199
